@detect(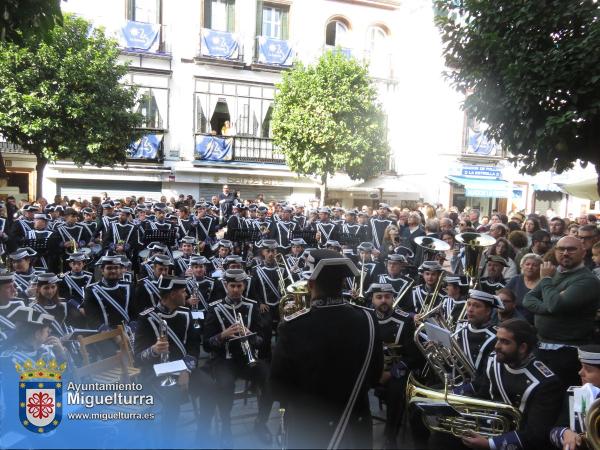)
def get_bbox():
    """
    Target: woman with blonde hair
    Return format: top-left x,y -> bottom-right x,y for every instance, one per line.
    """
379,224 -> 401,259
